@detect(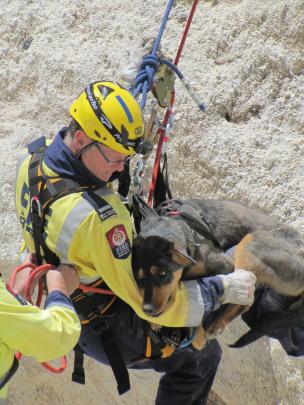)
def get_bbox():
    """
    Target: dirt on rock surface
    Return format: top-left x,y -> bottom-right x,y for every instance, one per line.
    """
1,0 -> 303,404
